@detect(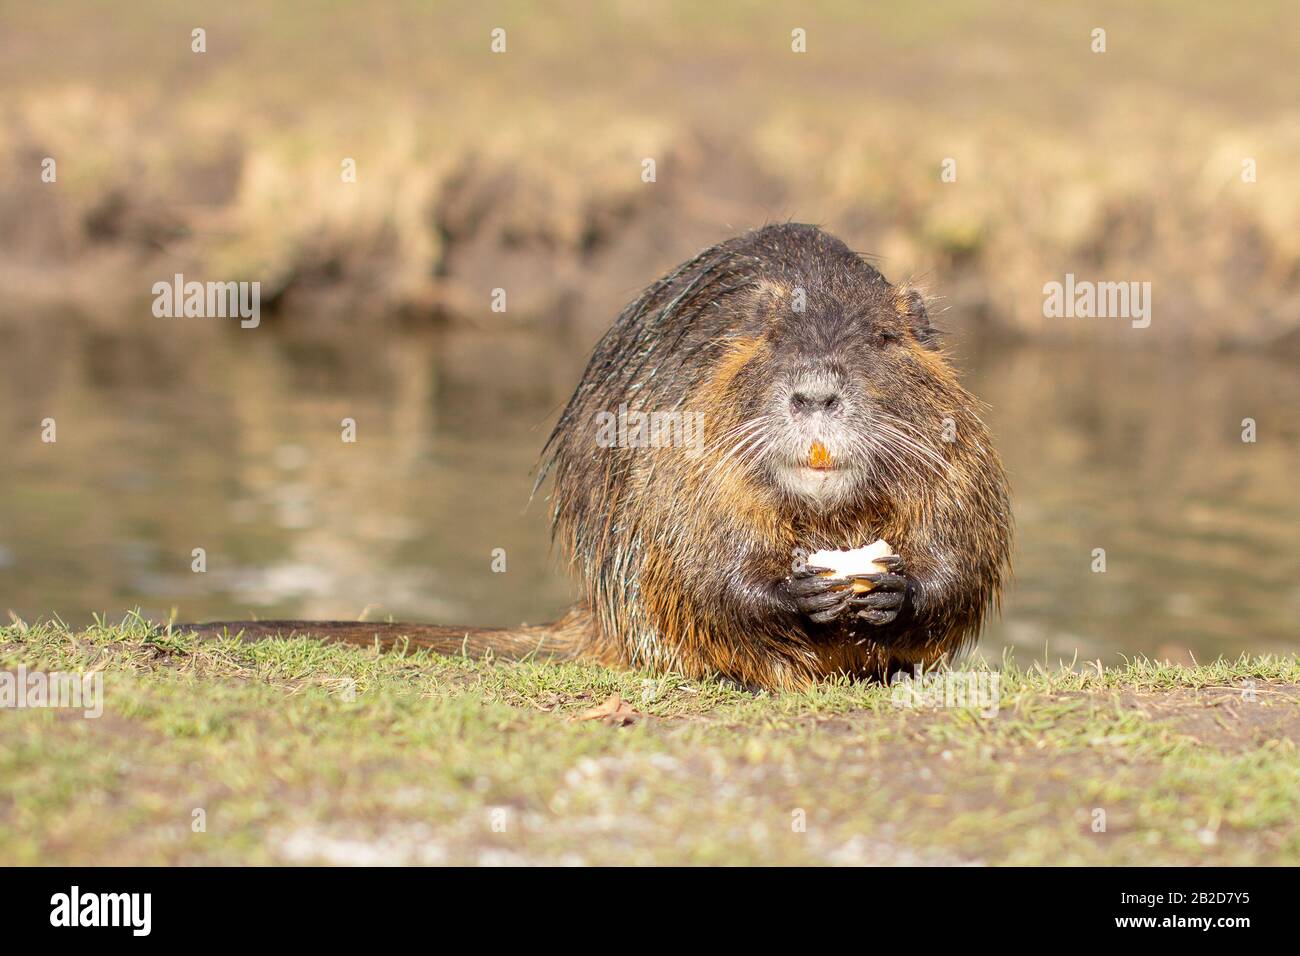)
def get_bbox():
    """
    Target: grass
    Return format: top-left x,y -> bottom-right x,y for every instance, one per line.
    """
1,614 -> 1297,865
